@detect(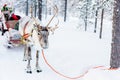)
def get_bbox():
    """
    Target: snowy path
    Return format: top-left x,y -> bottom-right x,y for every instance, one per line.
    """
0,18 -> 120,80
